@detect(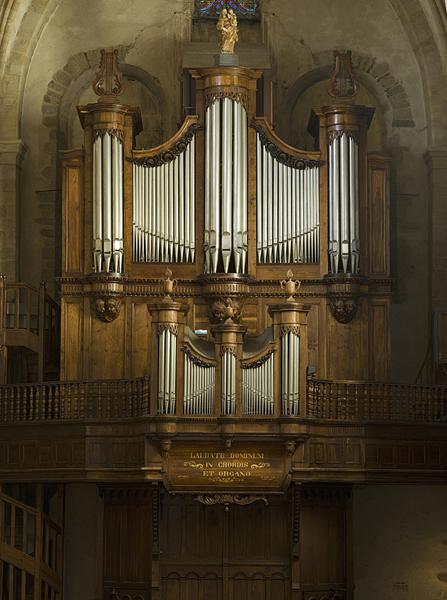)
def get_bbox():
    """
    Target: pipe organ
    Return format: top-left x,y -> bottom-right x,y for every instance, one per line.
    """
55,44 -> 394,600
61,48 -> 391,416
